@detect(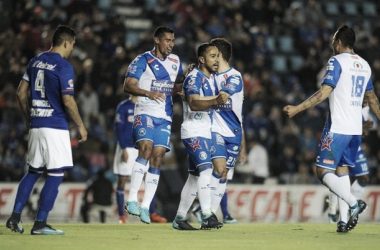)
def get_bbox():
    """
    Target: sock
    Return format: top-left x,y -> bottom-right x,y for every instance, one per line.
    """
176,174 -> 198,219
211,179 -> 227,213
149,195 -> 157,214
128,157 -> 148,202
322,172 -> 357,207
328,191 -> 338,214
338,175 -> 351,223
141,167 -> 160,209
13,171 -> 42,213
220,191 -> 229,218
116,187 -> 125,216
36,174 -> 64,222
197,168 -> 212,216
210,171 -> 222,207
351,179 -> 366,199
